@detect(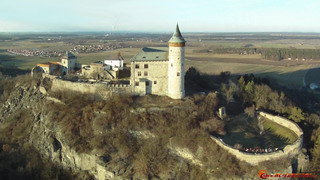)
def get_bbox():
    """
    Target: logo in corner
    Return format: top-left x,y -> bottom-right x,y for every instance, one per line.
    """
258,170 -> 268,179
